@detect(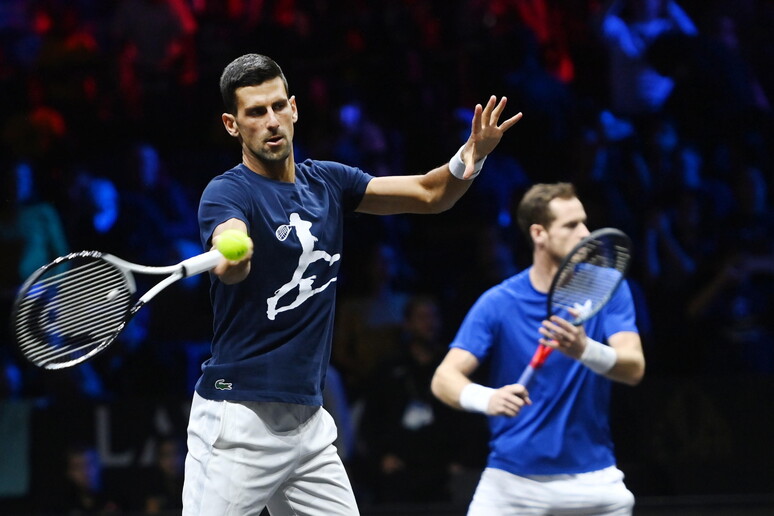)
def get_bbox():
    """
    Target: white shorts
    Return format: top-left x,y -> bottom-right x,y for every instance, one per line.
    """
183,392 -> 359,516
467,466 -> 634,516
